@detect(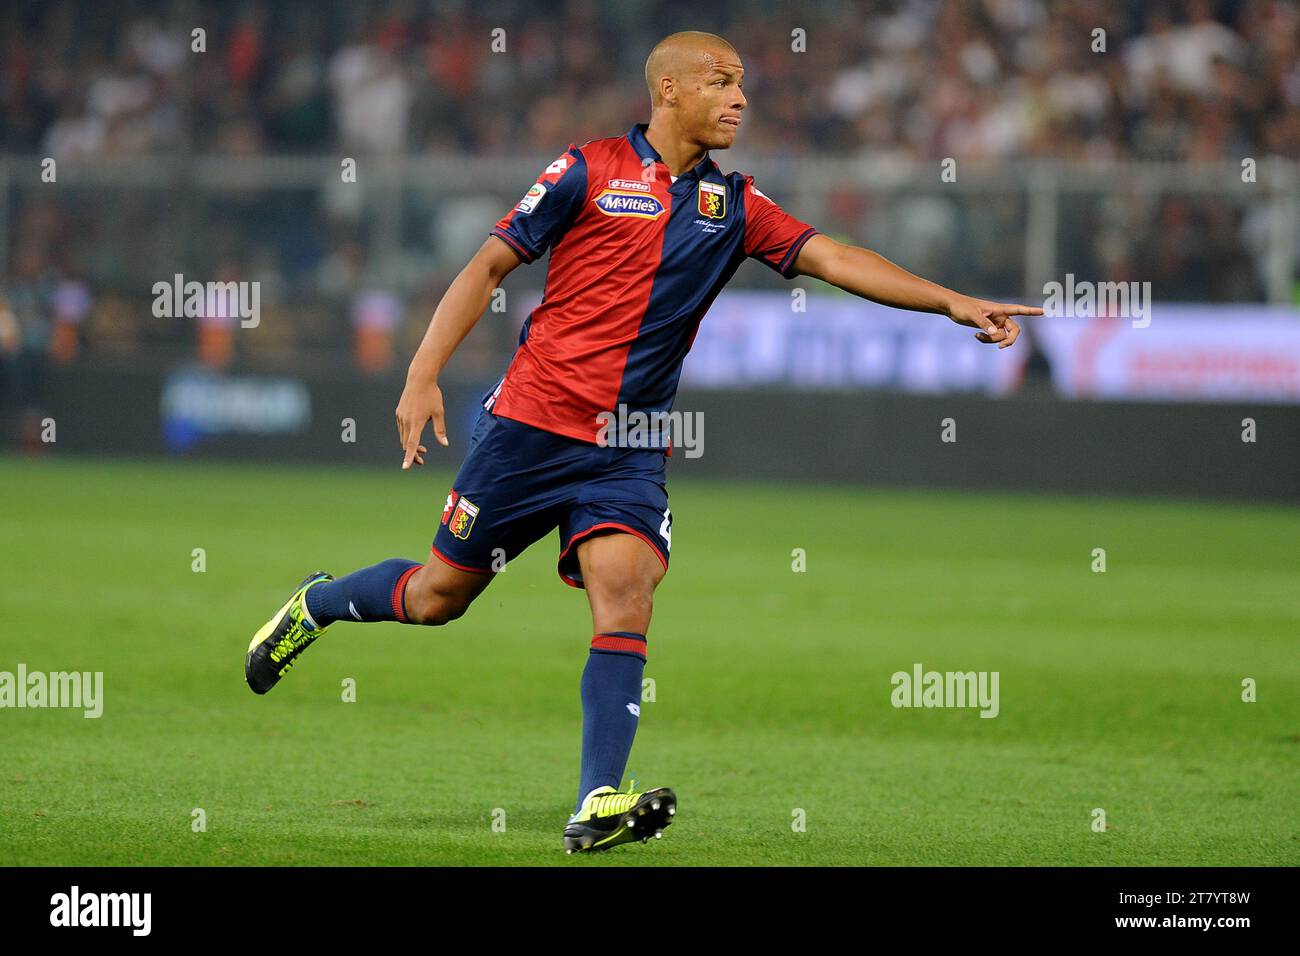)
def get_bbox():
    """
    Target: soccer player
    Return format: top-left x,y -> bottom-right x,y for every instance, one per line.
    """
244,31 -> 1042,853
